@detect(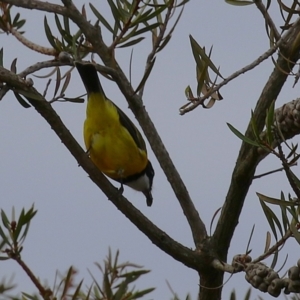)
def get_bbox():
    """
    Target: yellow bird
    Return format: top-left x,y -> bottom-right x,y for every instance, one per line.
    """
76,62 -> 154,206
